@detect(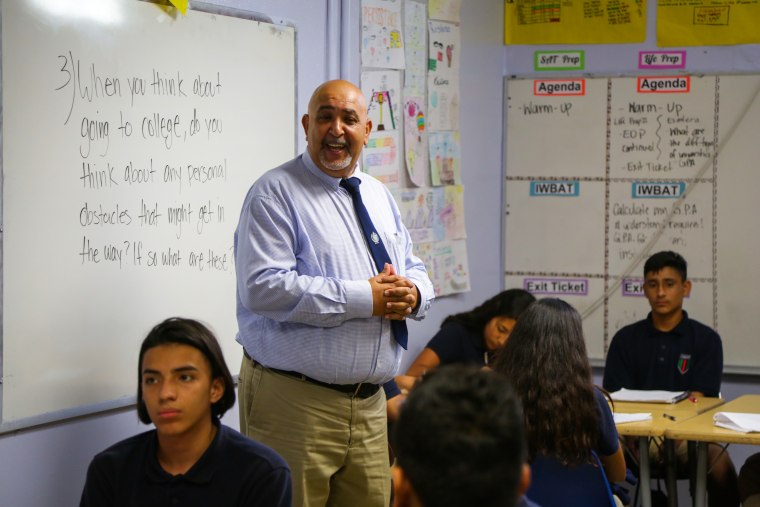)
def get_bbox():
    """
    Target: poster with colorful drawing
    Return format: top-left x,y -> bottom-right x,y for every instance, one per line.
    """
403,94 -> 428,186
361,0 -> 406,69
427,74 -> 459,131
429,131 -> 461,186
438,184 -> 466,240
396,187 -> 436,243
396,184 -> 465,242
362,130 -> 400,186
428,20 -> 460,77
428,0 -> 462,23
361,70 -> 402,133
415,239 -> 470,296
403,0 -> 427,94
